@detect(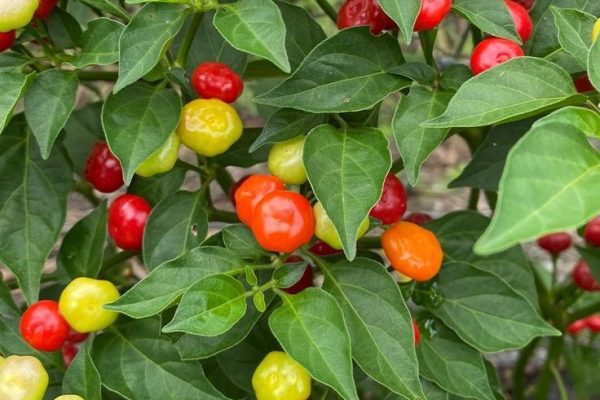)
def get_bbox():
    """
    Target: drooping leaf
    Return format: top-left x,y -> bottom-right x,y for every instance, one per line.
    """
255,27 -> 408,113
476,107 -> 600,255
250,109 -> 326,152
424,57 -> 585,128
452,0 -> 520,43
71,18 -> 124,67
48,7 -> 83,48
376,0 -> 420,43
101,83 -> 181,184
62,103 -> 104,176
551,7 -> 596,68
214,0 -> 290,72
269,289 -> 359,400
221,224 -> 266,260
0,73 -> 32,134
304,125 -> 391,260
128,163 -> 187,206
